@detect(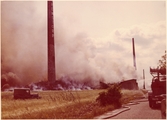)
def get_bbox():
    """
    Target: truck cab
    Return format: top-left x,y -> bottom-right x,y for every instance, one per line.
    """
148,68 -> 166,109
